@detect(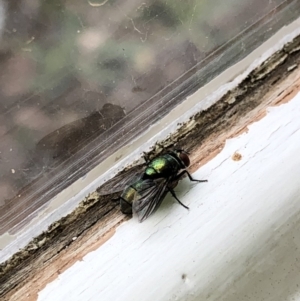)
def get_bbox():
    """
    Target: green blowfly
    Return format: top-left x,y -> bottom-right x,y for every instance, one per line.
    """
99,150 -> 207,222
